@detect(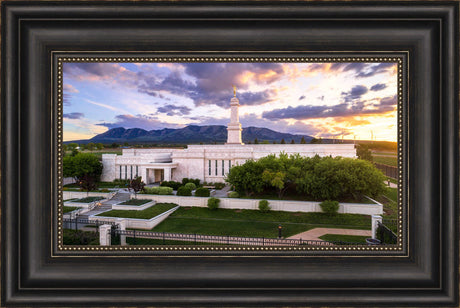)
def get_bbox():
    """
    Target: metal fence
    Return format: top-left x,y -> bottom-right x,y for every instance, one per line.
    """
374,163 -> 398,180
377,221 -> 397,244
114,229 -> 373,246
63,218 -> 118,231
